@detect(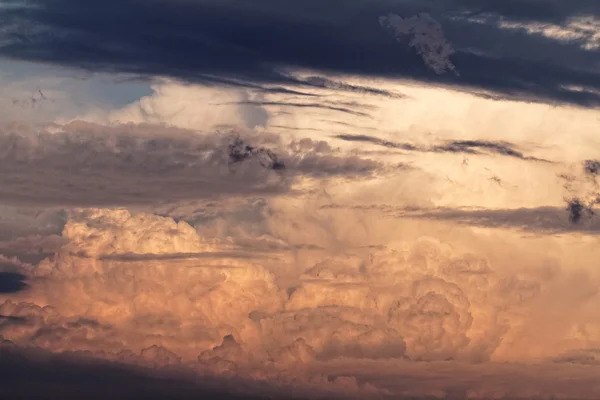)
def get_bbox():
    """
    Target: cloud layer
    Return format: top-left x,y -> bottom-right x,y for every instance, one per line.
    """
0,120 -> 384,206
2,0 -> 600,105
